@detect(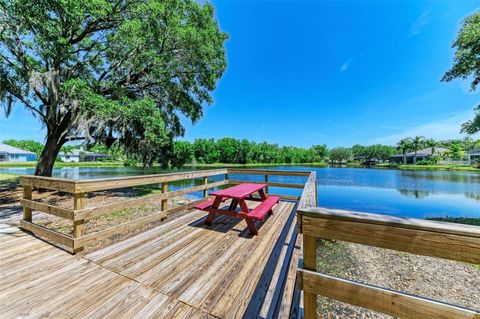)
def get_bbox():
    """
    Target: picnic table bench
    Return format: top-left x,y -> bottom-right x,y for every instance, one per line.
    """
194,183 -> 280,235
